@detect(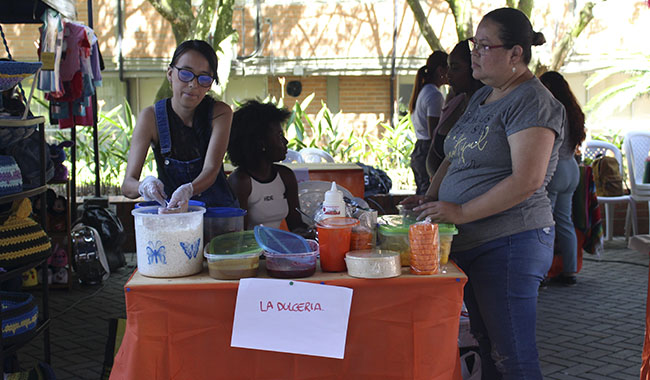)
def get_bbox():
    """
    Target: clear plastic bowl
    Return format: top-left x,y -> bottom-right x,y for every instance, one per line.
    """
263,240 -> 319,279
